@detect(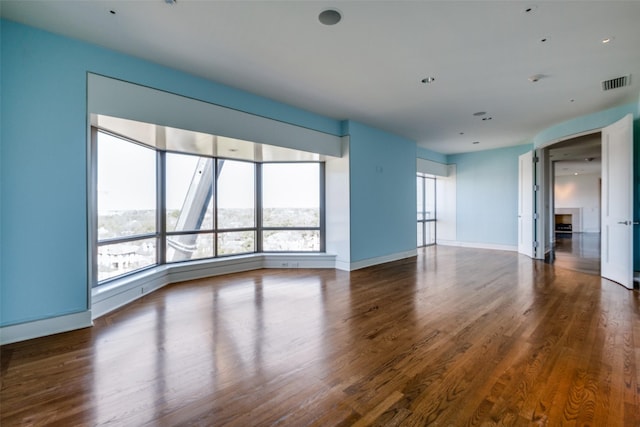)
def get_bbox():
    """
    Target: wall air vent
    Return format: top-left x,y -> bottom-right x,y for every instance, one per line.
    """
601,75 -> 631,91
